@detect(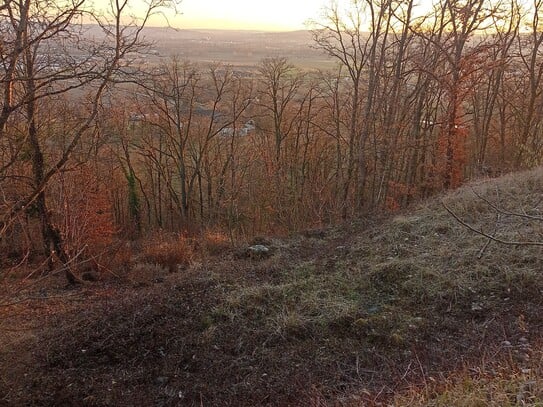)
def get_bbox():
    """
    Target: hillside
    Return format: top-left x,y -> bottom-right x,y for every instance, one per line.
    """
2,169 -> 543,406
